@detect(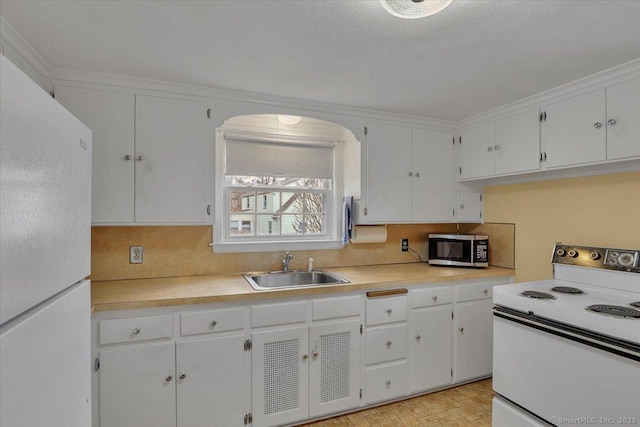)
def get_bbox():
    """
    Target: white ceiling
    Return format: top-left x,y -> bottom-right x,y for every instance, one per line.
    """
1,0 -> 639,121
